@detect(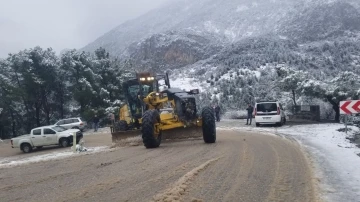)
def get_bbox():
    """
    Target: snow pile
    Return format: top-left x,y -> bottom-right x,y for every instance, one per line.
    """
72,139 -> 88,153
0,146 -> 109,168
